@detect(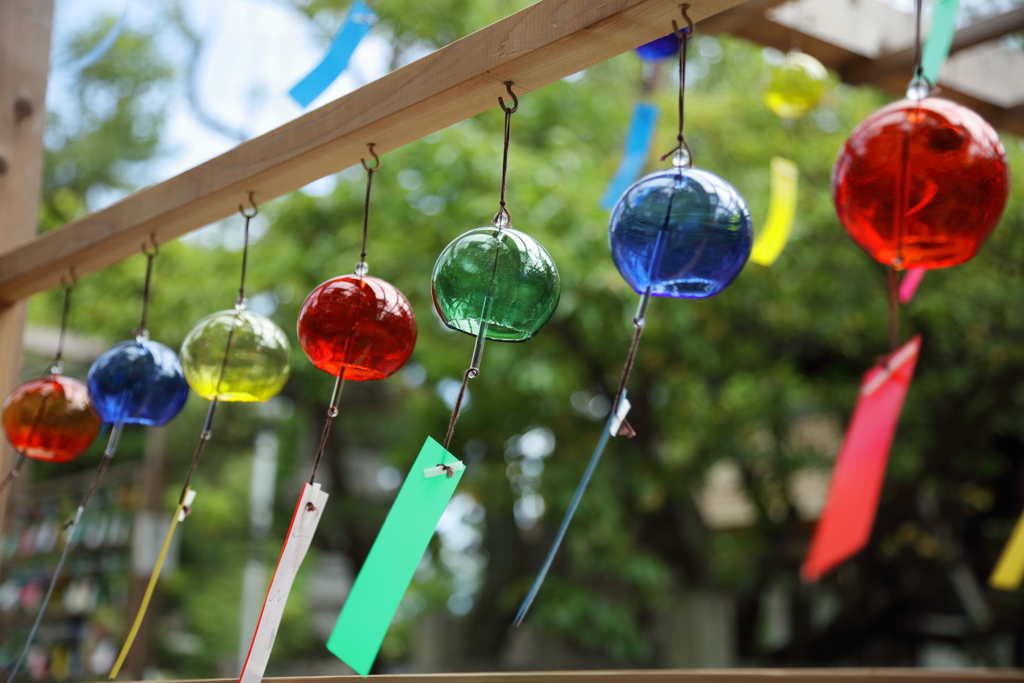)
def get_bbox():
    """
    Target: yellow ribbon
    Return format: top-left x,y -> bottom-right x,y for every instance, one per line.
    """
750,157 -> 799,266
989,509 -> 1024,591
109,492 -> 190,678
